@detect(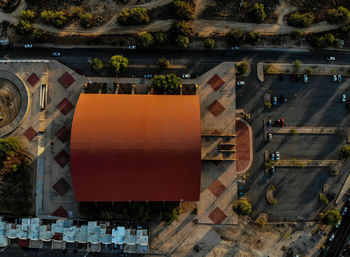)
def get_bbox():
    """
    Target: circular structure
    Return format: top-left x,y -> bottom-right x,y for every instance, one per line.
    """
0,70 -> 29,137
